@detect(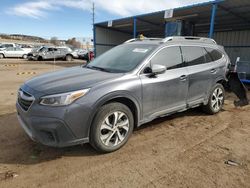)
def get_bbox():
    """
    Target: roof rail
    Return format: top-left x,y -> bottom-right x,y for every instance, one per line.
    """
124,38 -> 162,44
162,36 -> 217,44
